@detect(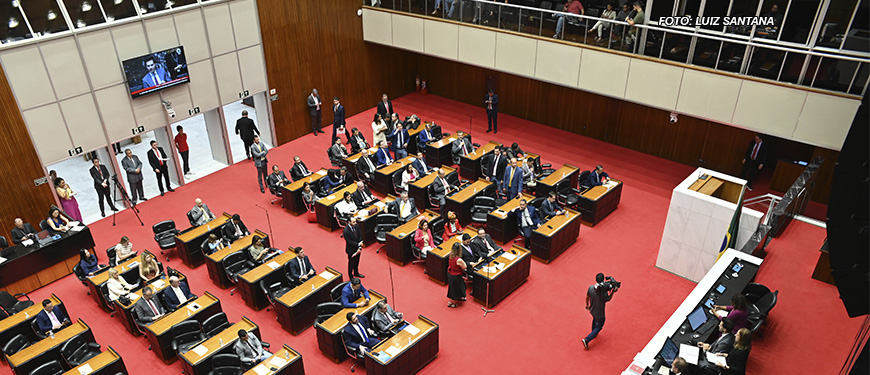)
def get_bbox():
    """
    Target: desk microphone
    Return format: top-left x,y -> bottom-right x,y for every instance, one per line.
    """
511,249 -> 517,255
